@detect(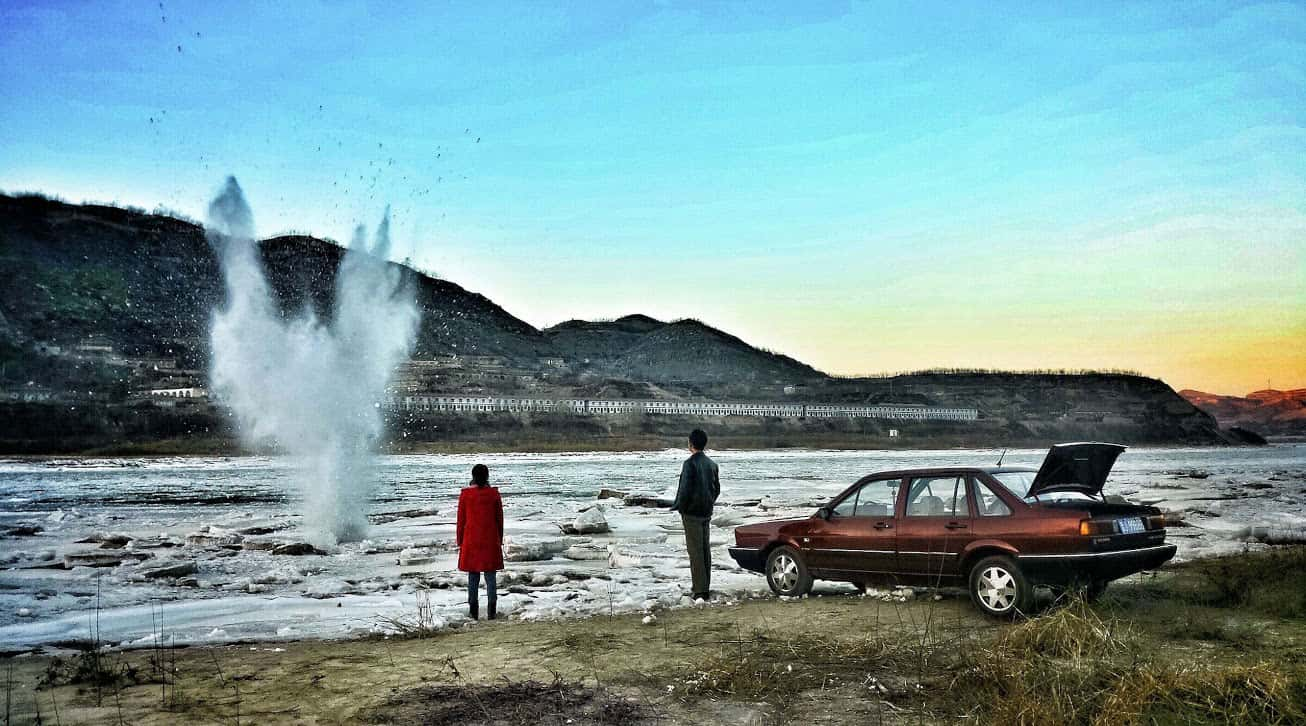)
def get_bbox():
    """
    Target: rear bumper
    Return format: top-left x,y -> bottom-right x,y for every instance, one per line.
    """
1017,543 -> 1177,584
729,547 -> 766,573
